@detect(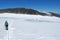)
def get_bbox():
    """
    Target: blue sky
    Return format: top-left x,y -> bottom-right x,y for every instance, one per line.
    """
0,0 -> 60,13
